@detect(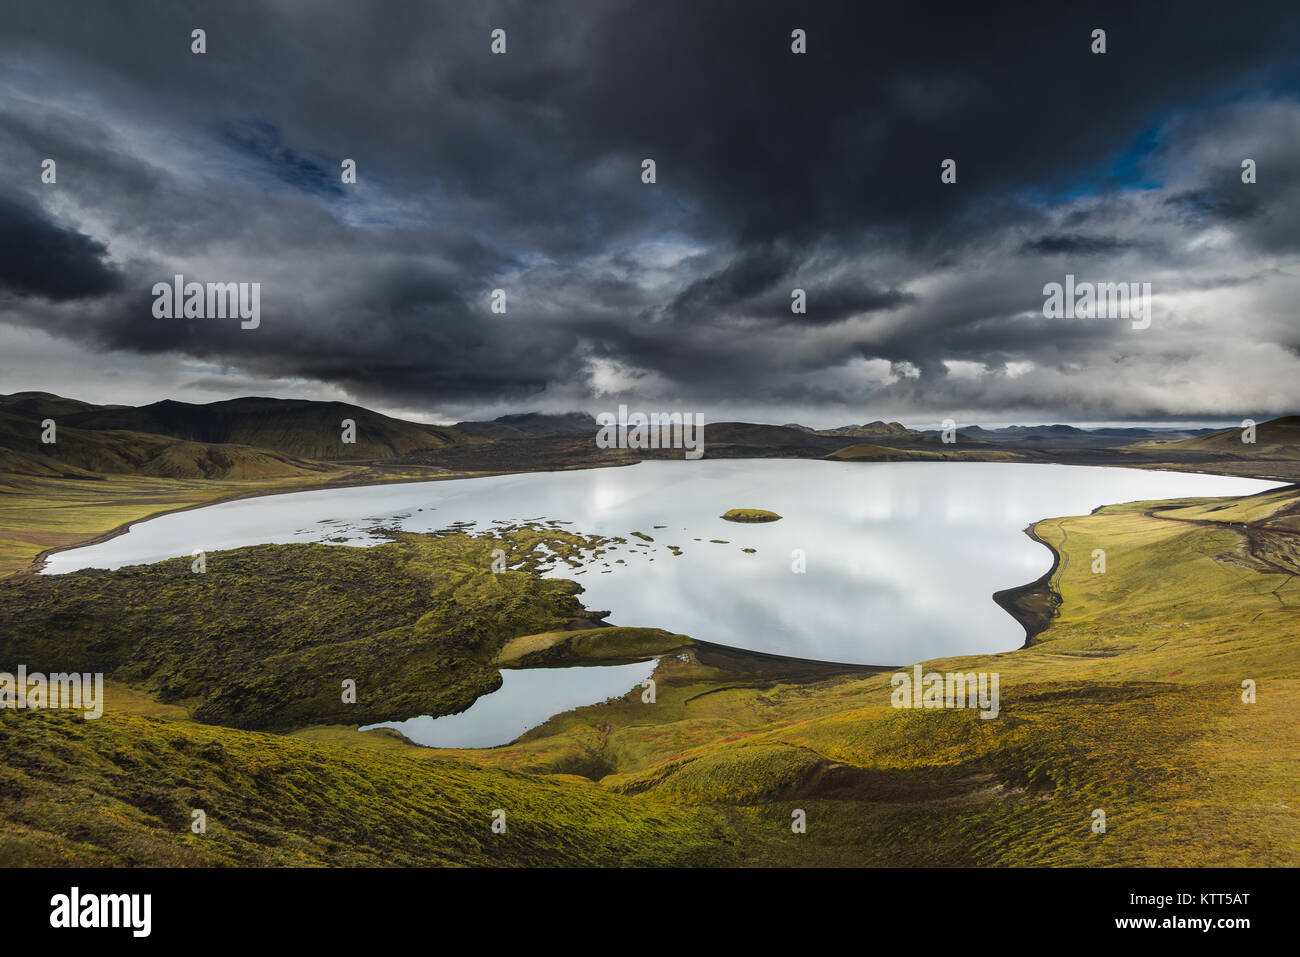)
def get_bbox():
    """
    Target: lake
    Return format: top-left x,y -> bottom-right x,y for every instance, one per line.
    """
359,659 -> 659,748
44,459 -> 1282,661
43,460 -> 1282,745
